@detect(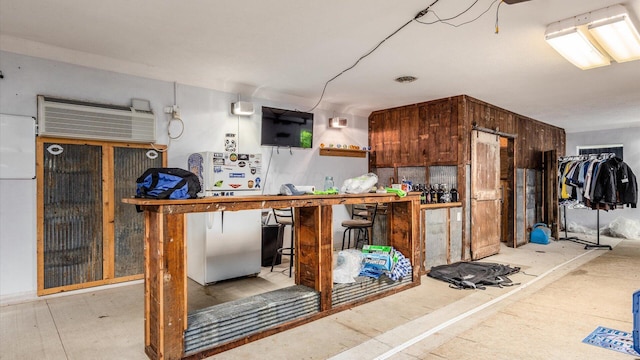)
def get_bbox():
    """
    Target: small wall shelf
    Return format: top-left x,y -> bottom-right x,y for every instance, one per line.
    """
319,148 -> 368,158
